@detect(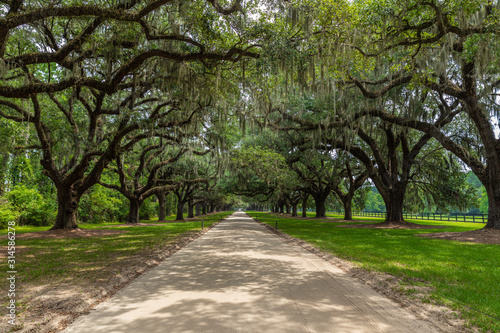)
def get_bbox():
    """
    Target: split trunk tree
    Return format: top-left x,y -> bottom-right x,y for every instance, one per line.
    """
332,161 -> 368,221
100,145 -> 186,224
